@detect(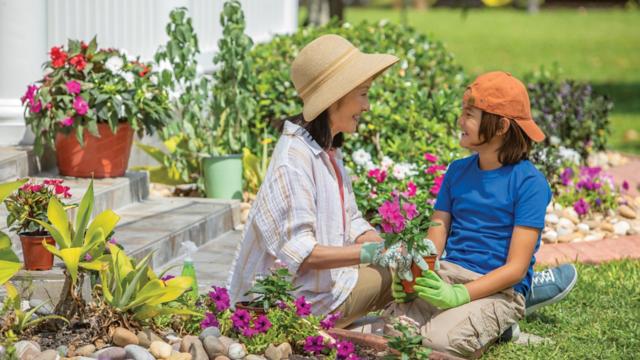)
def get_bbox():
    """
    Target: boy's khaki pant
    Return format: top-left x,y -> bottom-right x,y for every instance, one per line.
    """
384,261 -> 525,359
333,265 -> 393,329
